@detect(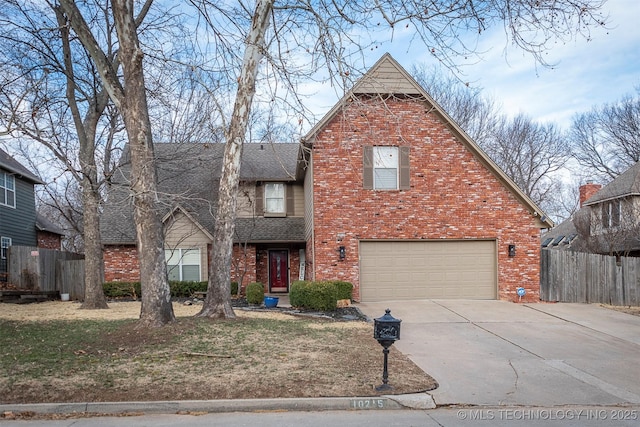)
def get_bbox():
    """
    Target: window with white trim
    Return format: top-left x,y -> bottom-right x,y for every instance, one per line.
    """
602,200 -> 621,229
373,146 -> 399,190
0,172 -> 16,208
264,182 -> 285,214
165,248 -> 201,281
1,237 -> 11,260
363,146 -> 410,190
